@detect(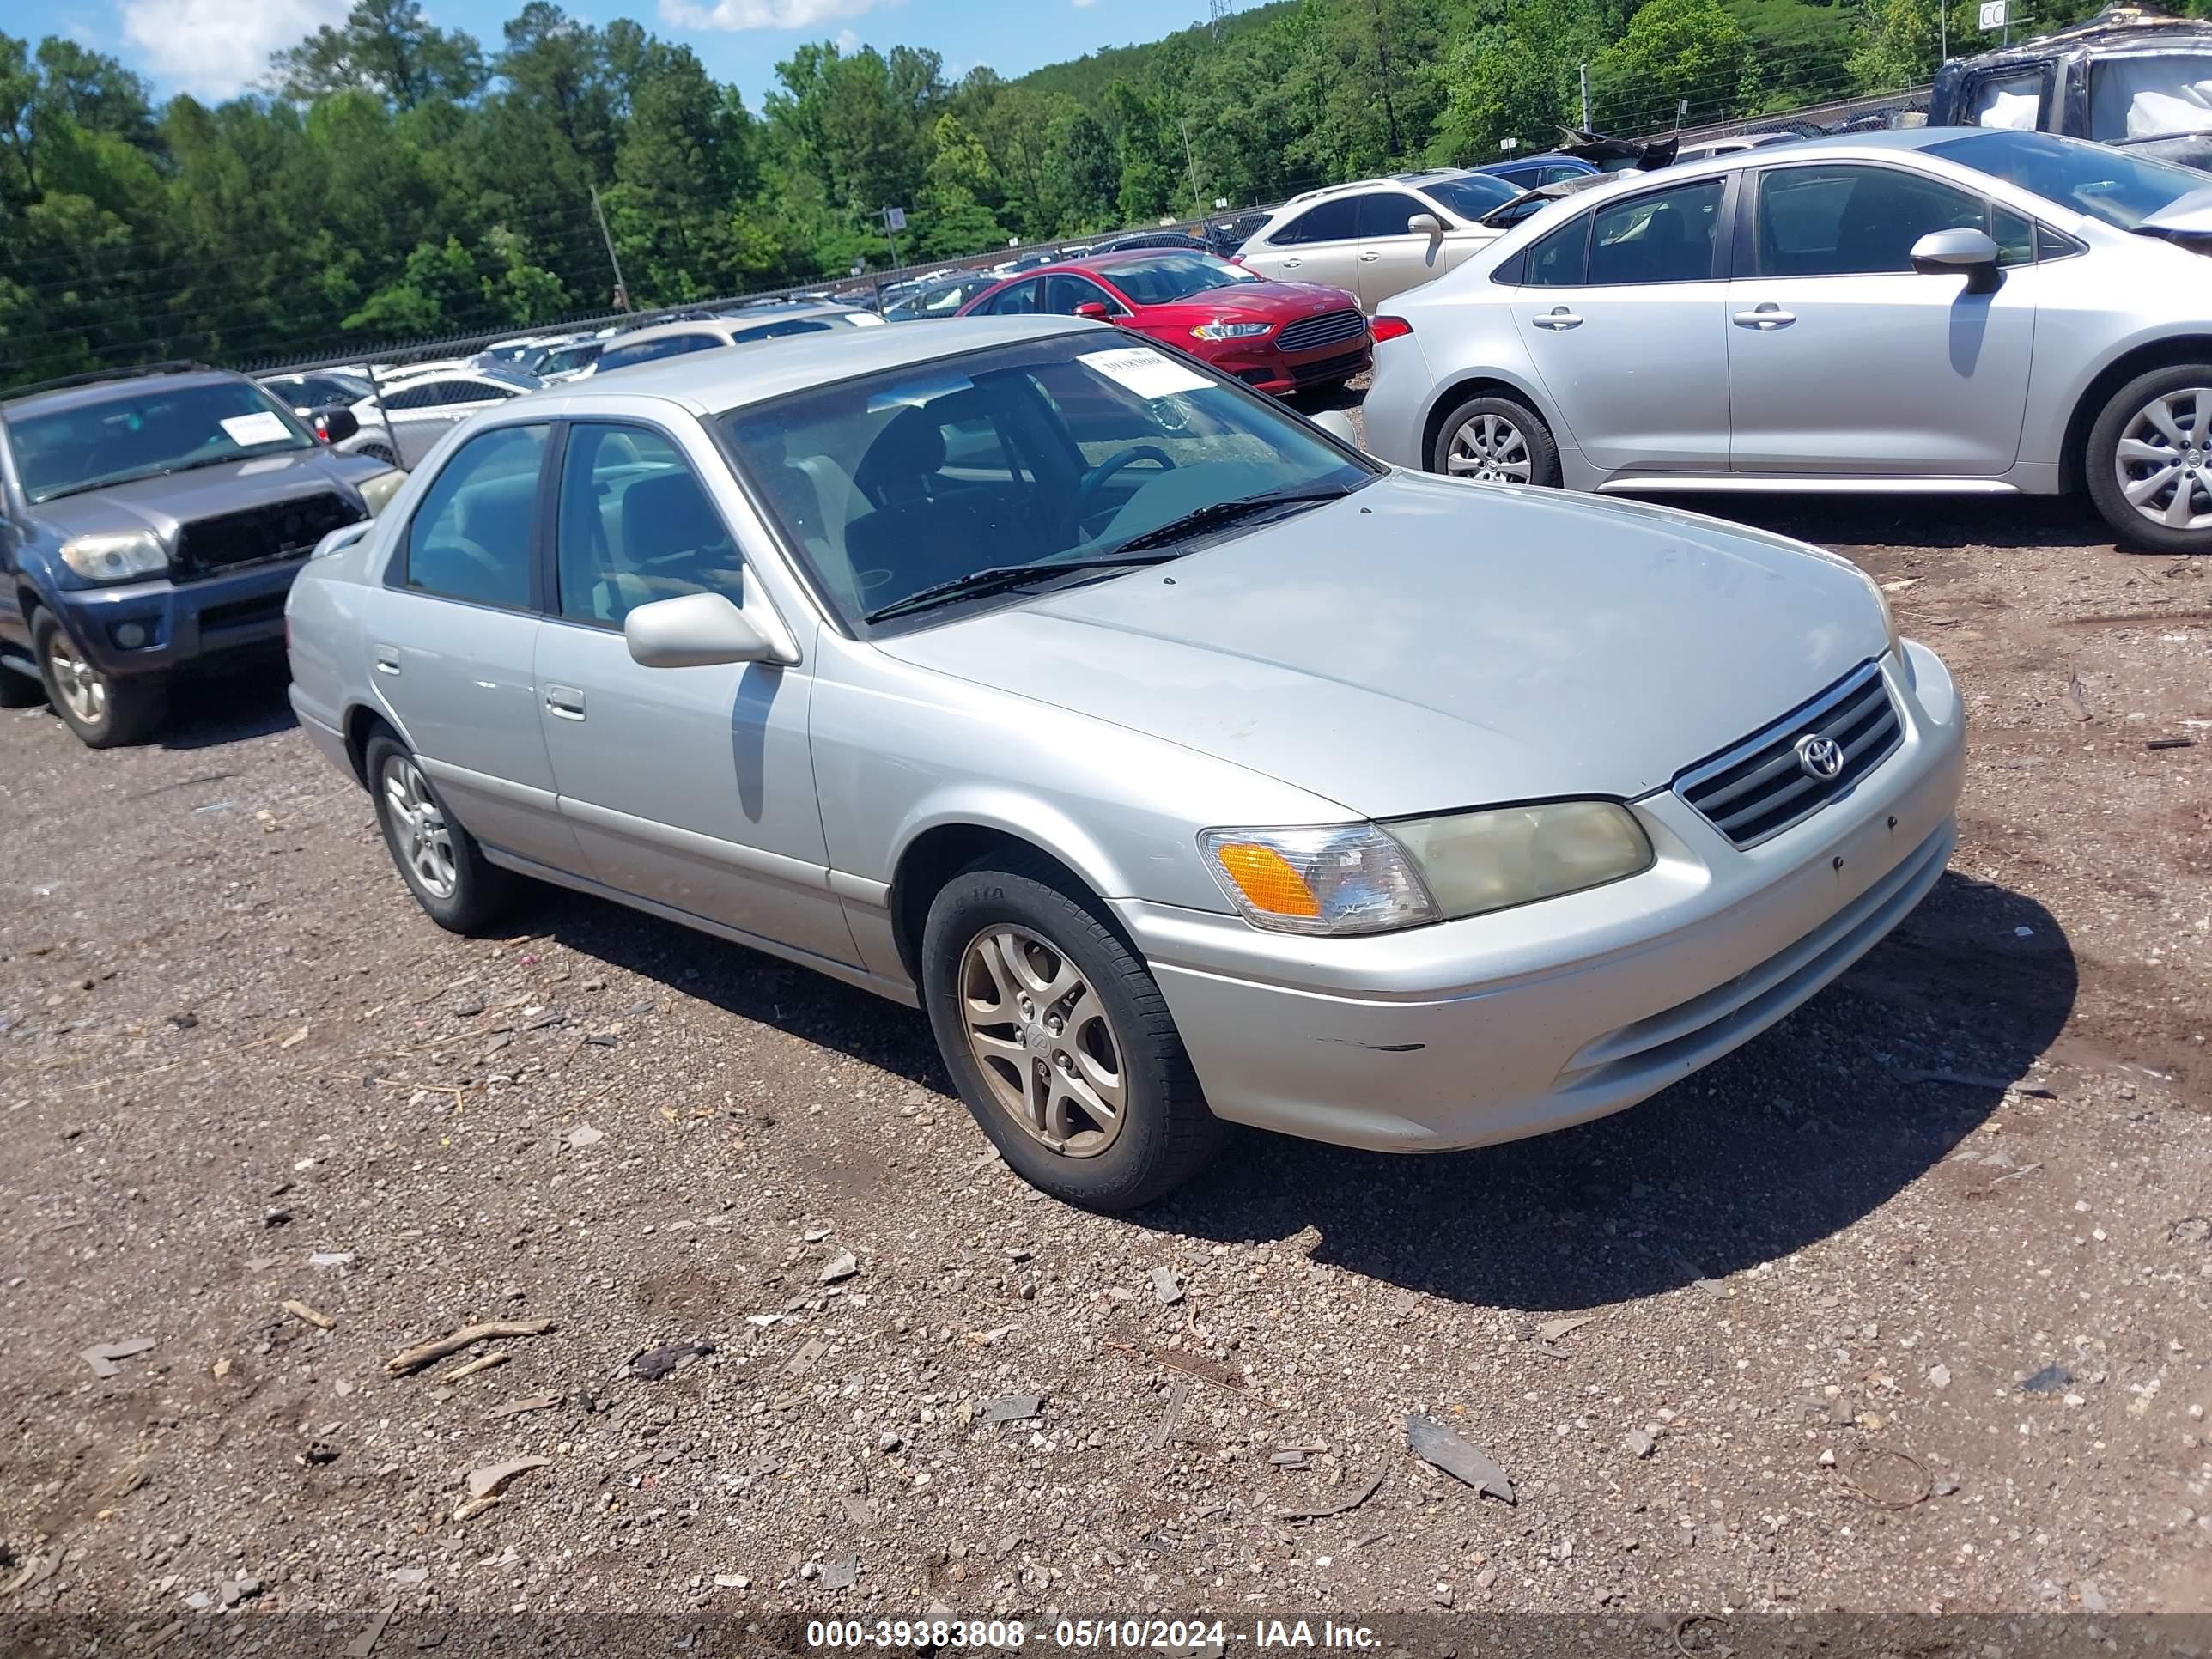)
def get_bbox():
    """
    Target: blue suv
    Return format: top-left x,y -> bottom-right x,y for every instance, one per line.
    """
0,362 -> 404,746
